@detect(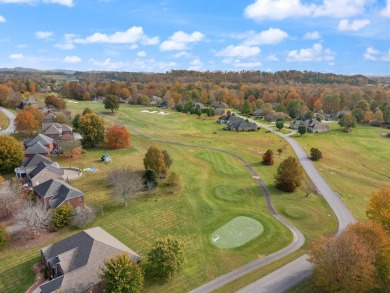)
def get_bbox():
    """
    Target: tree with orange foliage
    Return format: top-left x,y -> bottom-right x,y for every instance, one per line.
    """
23,105 -> 44,125
14,111 -> 39,136
367,188 -> 390,233
105,125 -> 130,149
309,230 -> 377,293
0,84 -> 12,106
